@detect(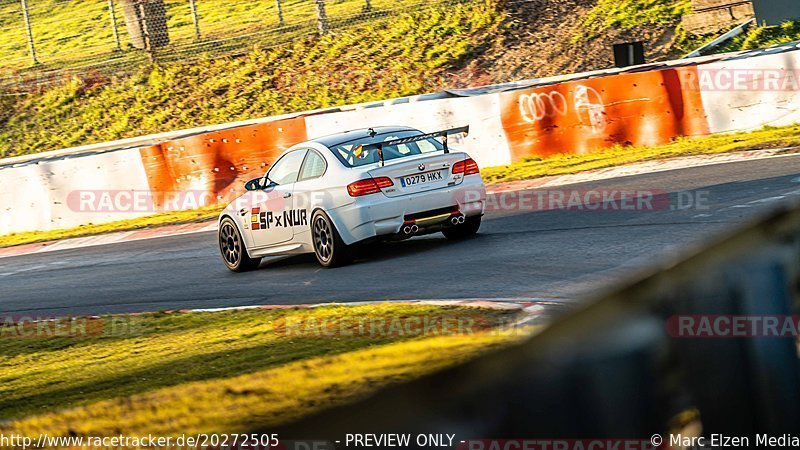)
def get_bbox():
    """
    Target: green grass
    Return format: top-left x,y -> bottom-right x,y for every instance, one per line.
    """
0,0 -> 504,157
577,0 -> 692,41
0,303 -> 524,436
549,0 -> 797,57
0,0 -> 431,71
717,20 -> 800,52
672,18 -> 800,56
